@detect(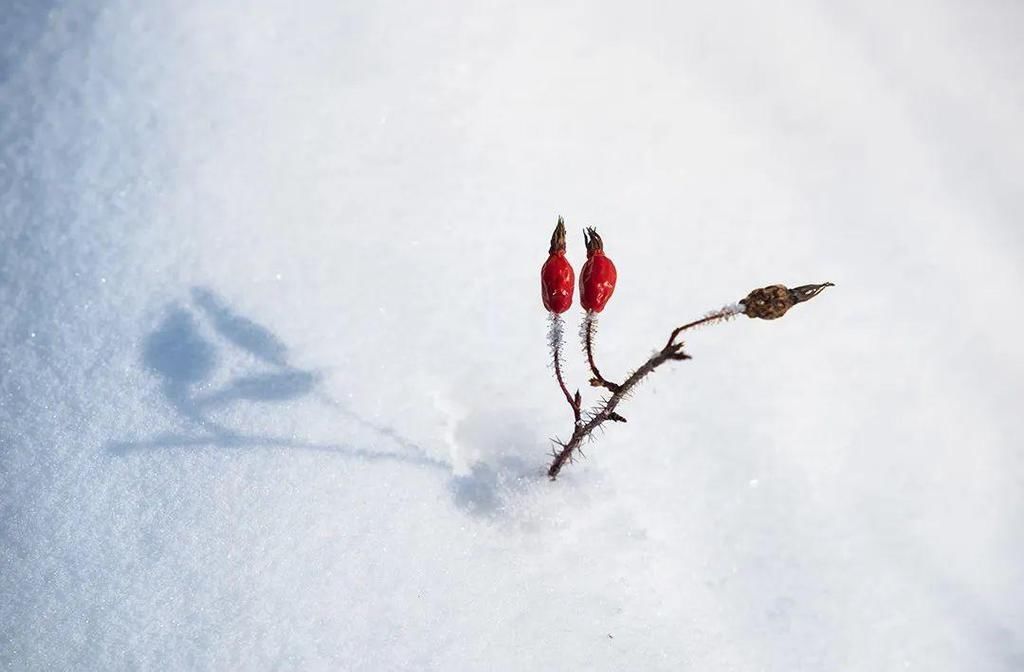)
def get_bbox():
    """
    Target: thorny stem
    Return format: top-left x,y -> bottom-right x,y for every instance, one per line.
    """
548,325 -> 695,479
583,312 -> 621,393
547,282 -> 833,480
549,313 -> 581,425
547,342 -> 688,479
